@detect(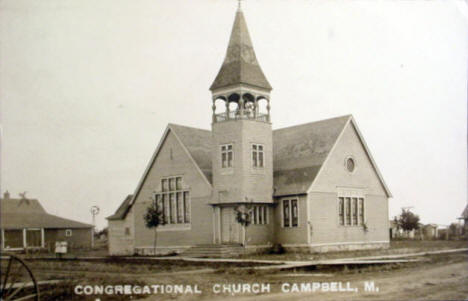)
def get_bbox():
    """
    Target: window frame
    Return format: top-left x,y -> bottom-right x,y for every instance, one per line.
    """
338,195 -> 365,227
65,229 -> 72,237
338,197 -> 344,225
250,205 -> 268,225
282,199 -> 299,228
358,198 -> 365,225
344,156 -> 356,173
154,176 -> 191,229
220,144 -> 233,169
251,143 -> 265,168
